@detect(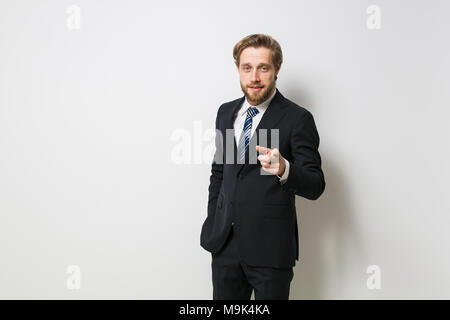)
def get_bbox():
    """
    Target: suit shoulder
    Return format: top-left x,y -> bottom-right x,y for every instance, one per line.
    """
282,97 -> 314,121
216,96 -> 243,115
